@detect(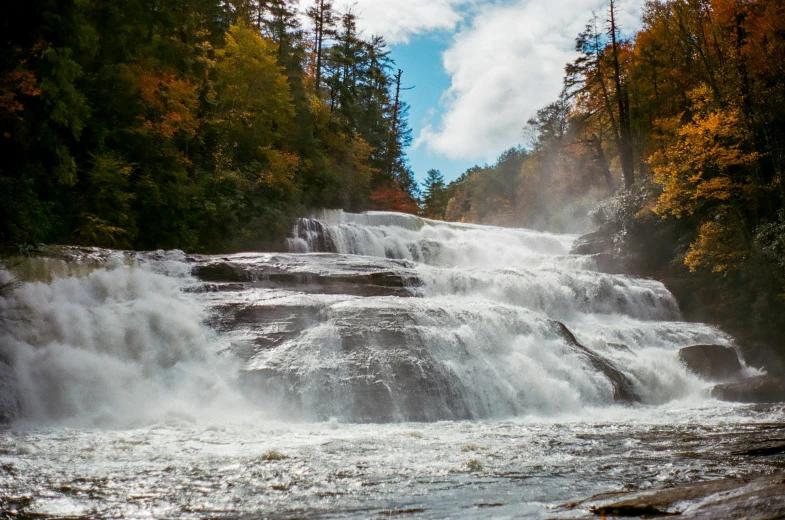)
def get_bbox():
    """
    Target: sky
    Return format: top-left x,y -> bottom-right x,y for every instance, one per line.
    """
334,0 -> 647,183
